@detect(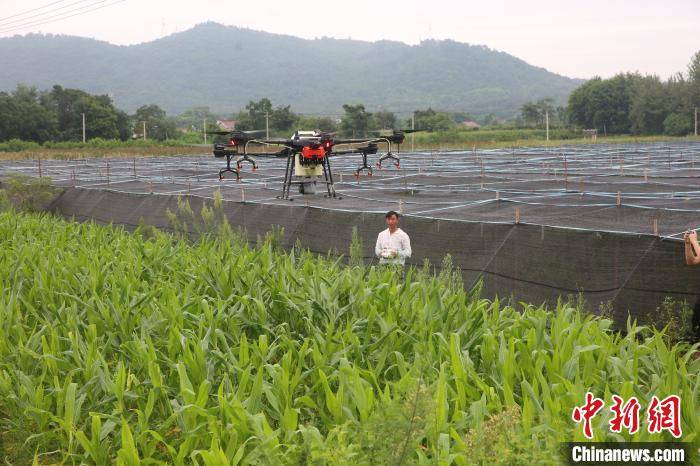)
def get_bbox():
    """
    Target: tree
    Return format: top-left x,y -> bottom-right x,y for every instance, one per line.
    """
374,110 -> 397,130
520,98 -> 556,127
296,115 -> 338,133
520,102 -> 542,127
340,104 -> 372,136
245,98 -> 273,130
270,105 -> 298,133
480,113 -> 499,126
663,113 -> 692,136
629,76 -> 668,134
133,104 -> 176,140
45,85 -> 129,141
410,108 -> 455,132
0,86 -> 56,142
567,74 -> 638,133
688,50 -> 700,108
176,107 -> 219,132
